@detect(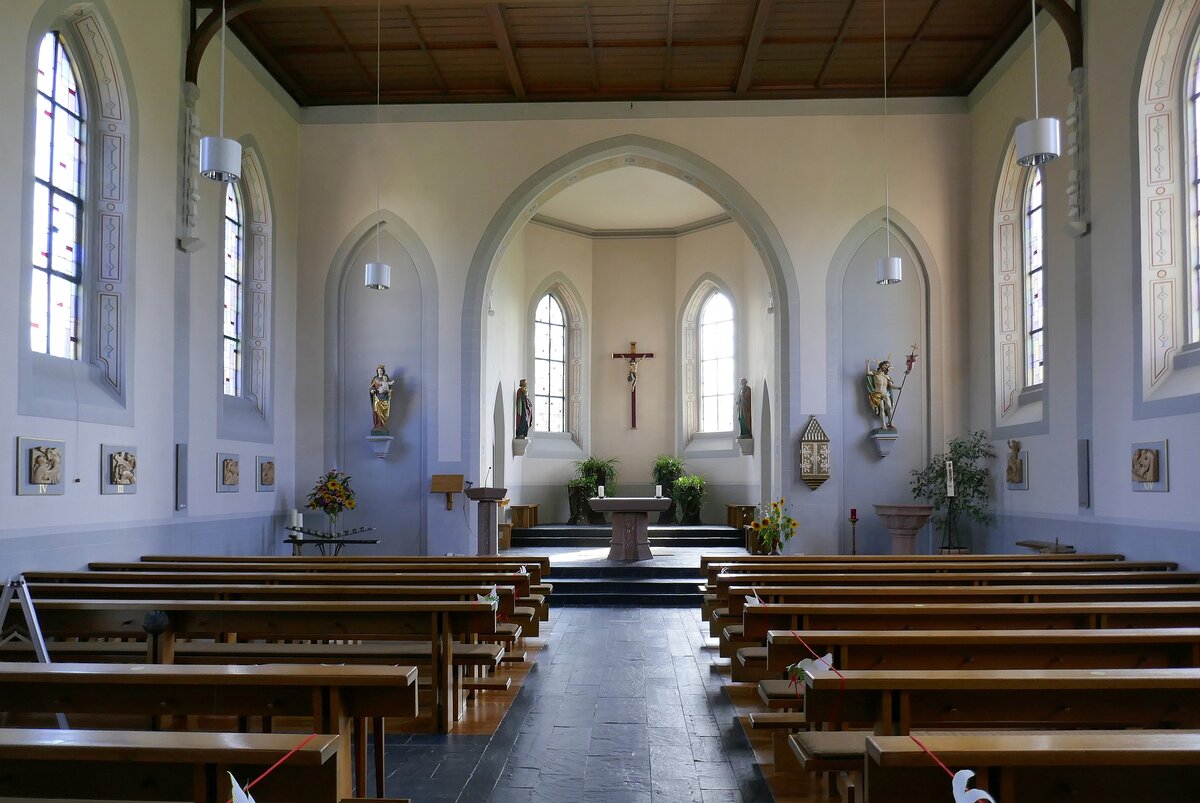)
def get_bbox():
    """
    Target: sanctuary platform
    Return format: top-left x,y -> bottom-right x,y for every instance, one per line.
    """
510,524 -> 743,549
